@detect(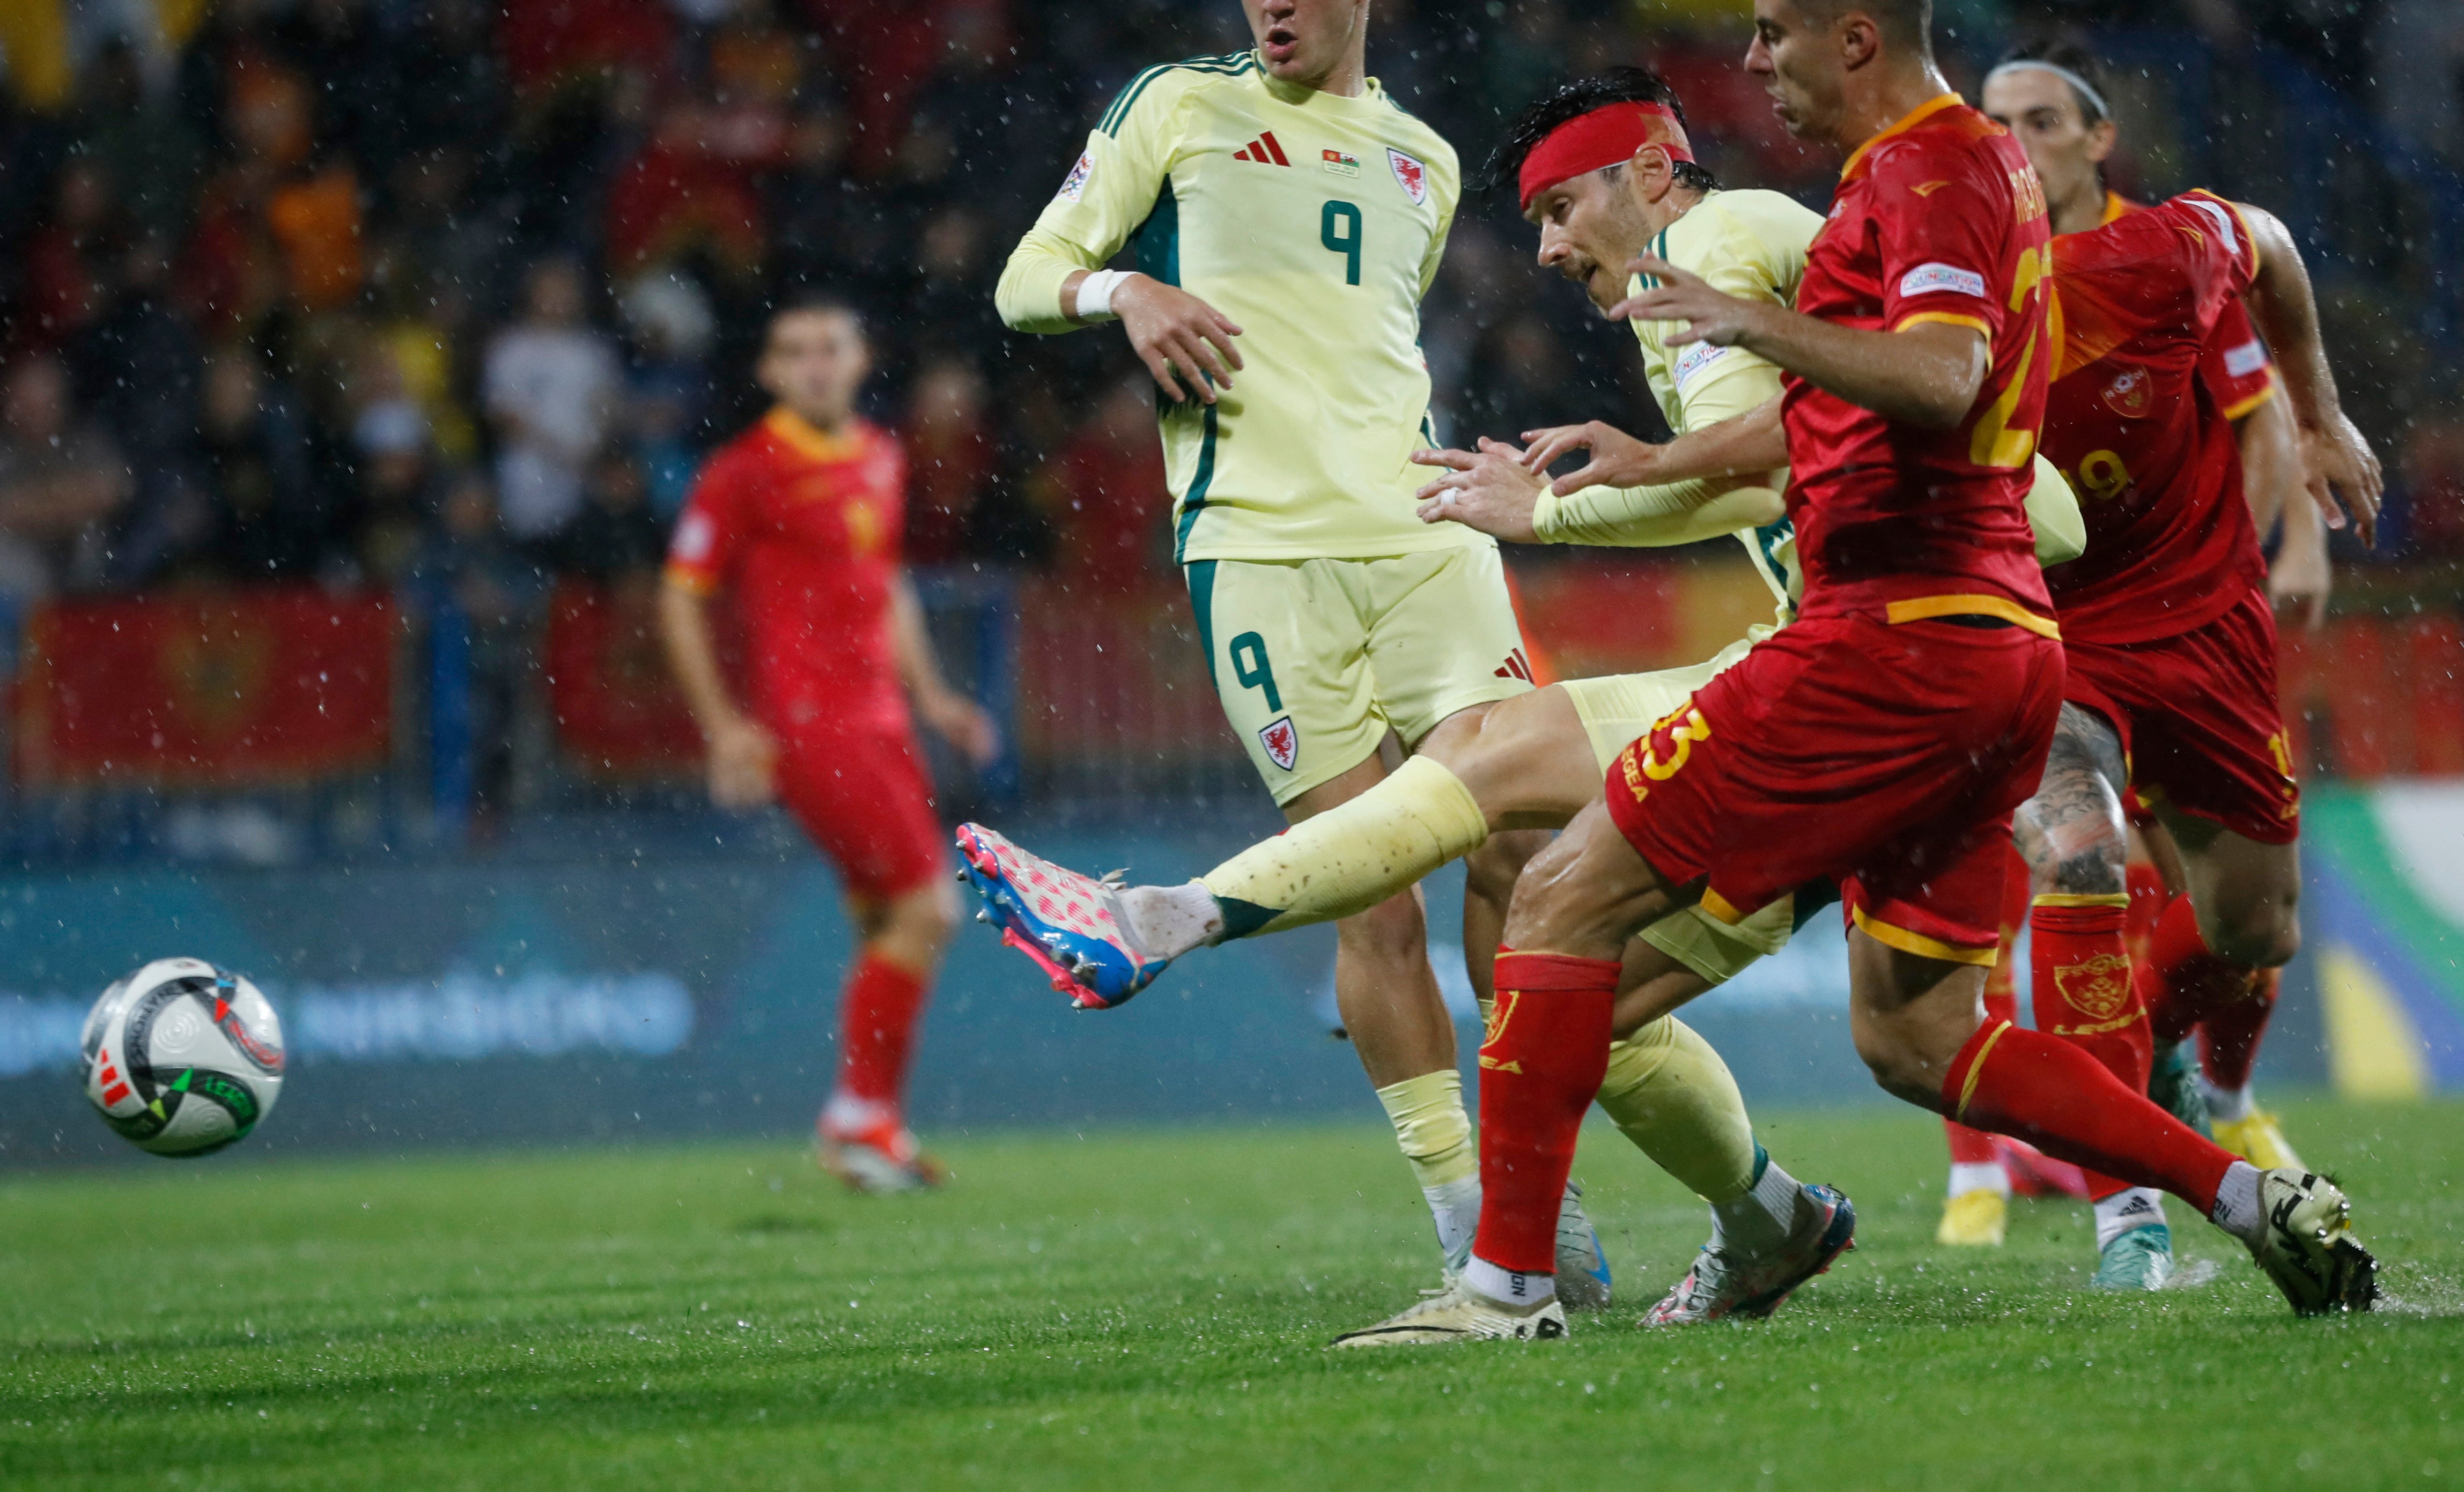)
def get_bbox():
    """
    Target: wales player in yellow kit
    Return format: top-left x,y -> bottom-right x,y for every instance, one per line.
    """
968,69 -> 2087,1325
985,0 -> 1610,1301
